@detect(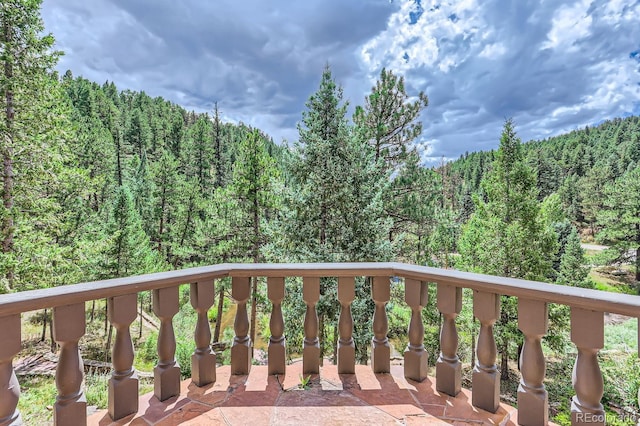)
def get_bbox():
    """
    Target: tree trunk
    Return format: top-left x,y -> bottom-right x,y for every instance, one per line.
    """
2,19 -> 15,290
636,246 -> 640,283
90,300 -> 95,322
332,323 -> 338,364
41,309 -> 47,342
500,340 -> 509,380
157,185 -> 166,253
249,181 -> 260,357
249,276 -> 258,358
139,296 -> 143,340
213,102 -> 223,188
517,342 -> 523,372
115,128 -> 123,186
106,324 -> 113,362
214,286 -> 225,342
104,300 -> 108,334
319,313 -> 325,366
49,316 -> 55,353
471,322 -> 476,368
635,222 -> 639,282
